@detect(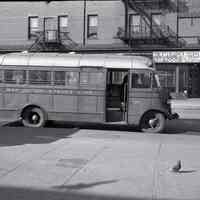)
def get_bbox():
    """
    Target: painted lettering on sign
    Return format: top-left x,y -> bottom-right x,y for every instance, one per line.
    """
153,51 -> 200,63
4,88 -> 96,95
